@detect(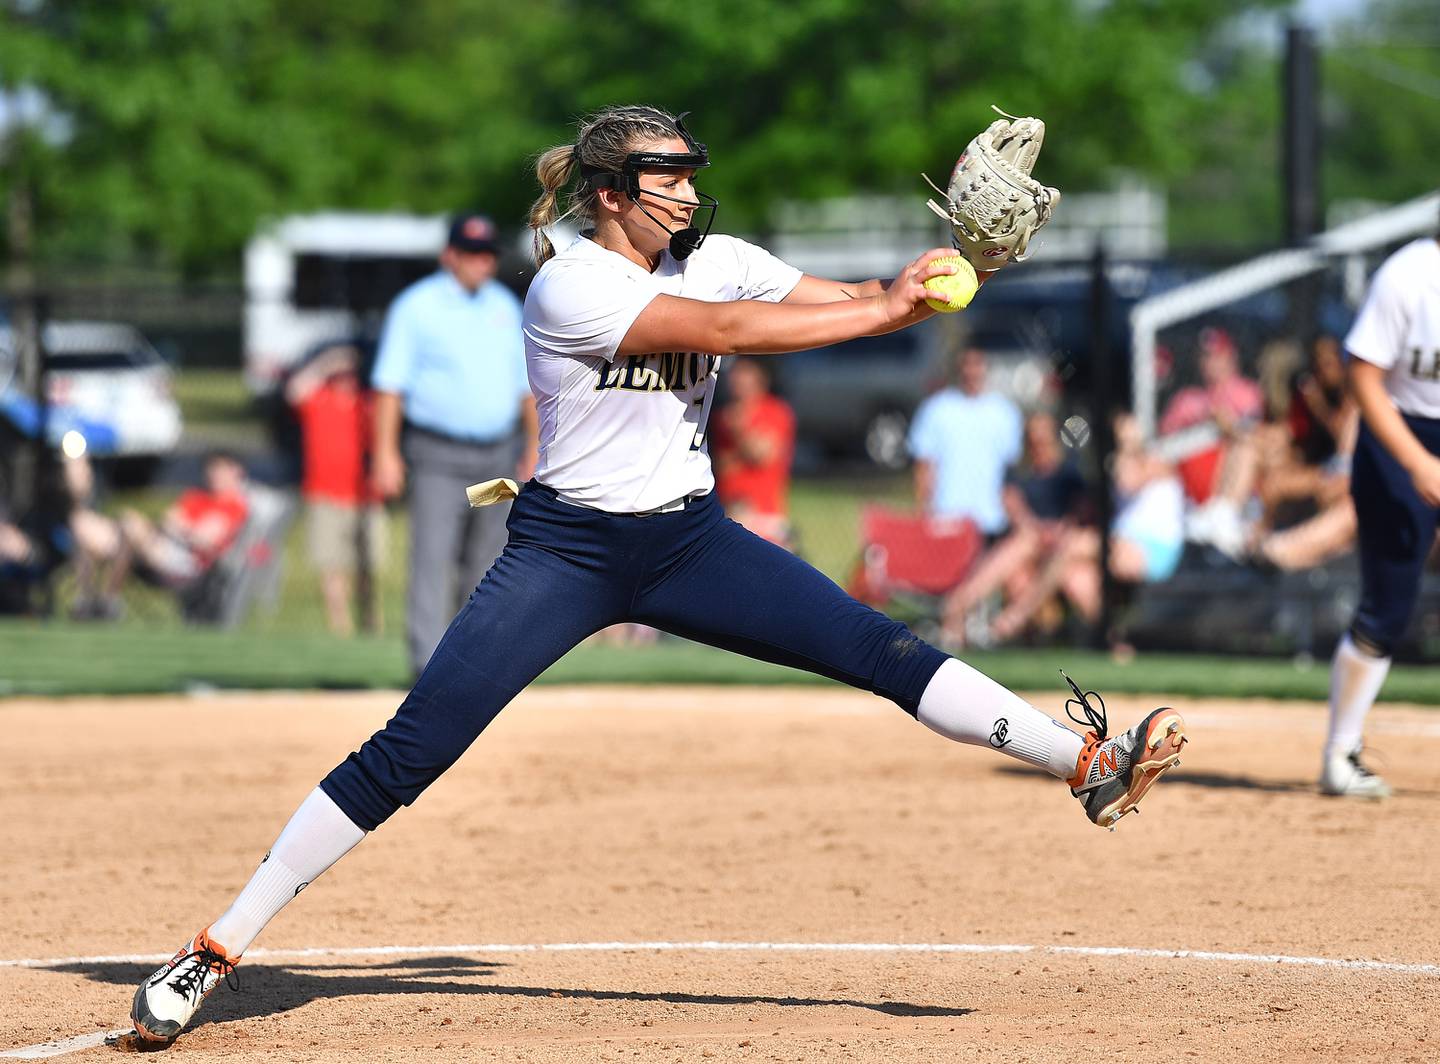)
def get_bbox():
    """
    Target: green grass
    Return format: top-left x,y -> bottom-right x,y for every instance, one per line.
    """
3,620 -> 1439,703
72,473 -> 898,636
788,475 -> 910,584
